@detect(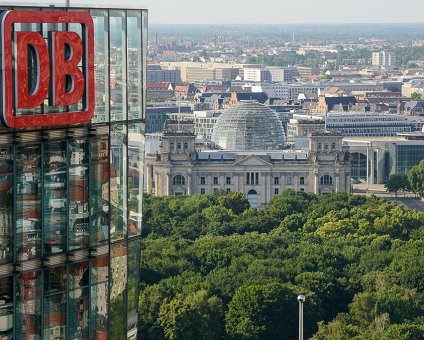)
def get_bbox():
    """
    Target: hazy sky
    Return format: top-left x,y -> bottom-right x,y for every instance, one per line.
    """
139,0 -> 424,25
8,0 -> 424,25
